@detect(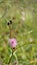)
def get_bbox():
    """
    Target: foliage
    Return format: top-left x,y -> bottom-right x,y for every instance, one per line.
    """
0,0 -> 37,65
